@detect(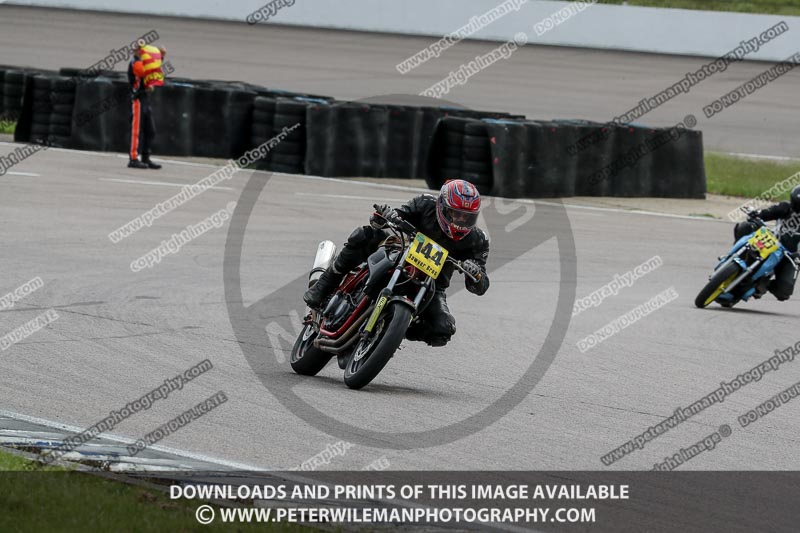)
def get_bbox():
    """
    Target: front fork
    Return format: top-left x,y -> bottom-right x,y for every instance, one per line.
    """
362,266 -> 430,334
